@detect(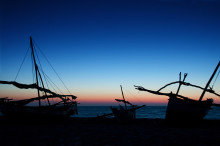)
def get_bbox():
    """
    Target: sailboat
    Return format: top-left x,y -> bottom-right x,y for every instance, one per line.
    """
0,37 -> 78,118
110,85 -> 145,121
135,61 -> 220,122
